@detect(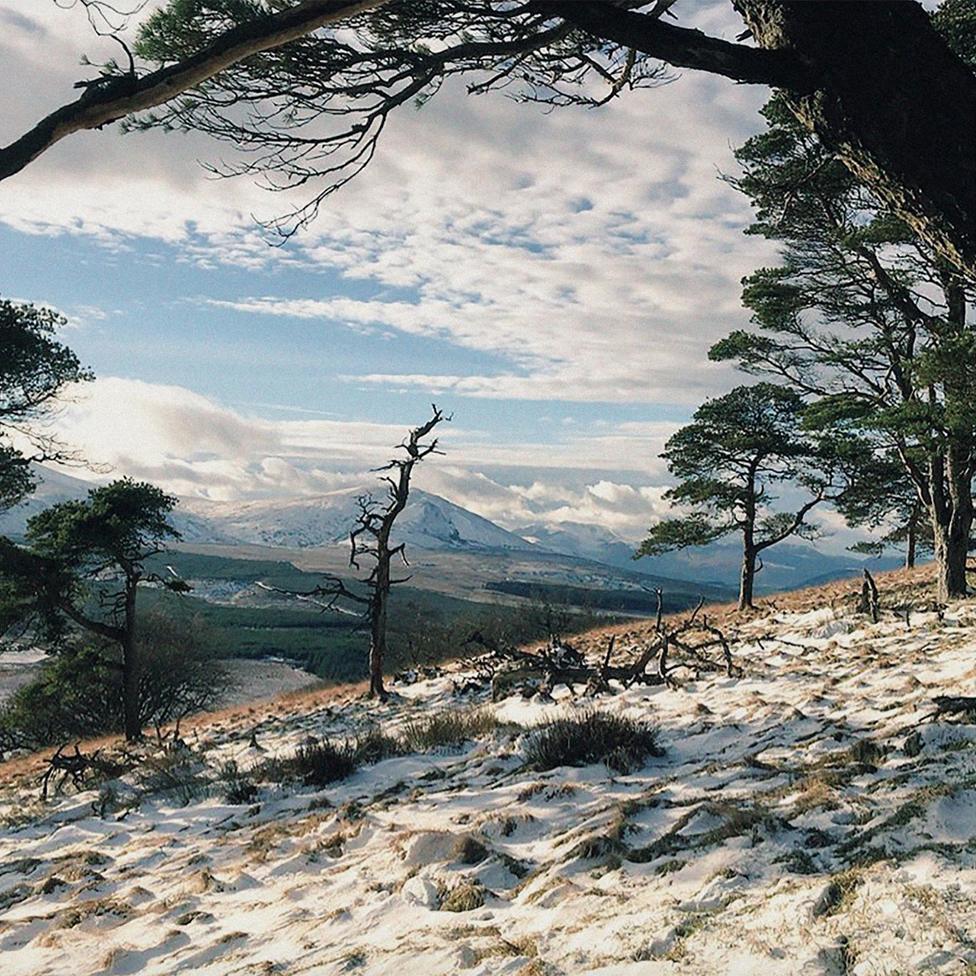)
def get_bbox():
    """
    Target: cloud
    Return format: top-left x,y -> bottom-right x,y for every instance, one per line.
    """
0,2 -> 778,407
38,376 -> 675,537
